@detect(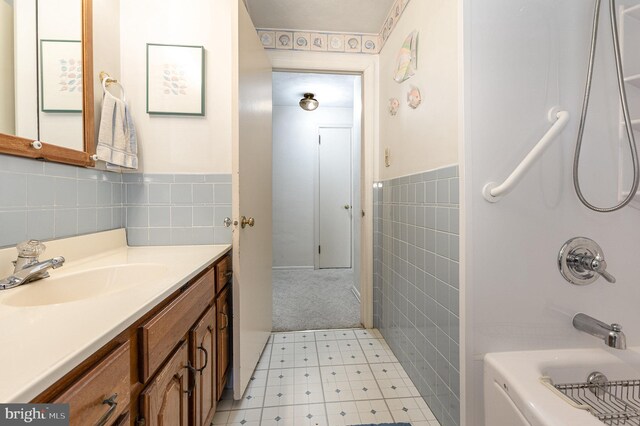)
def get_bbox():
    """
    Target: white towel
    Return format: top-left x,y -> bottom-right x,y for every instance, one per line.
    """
96,89 -> 138,169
